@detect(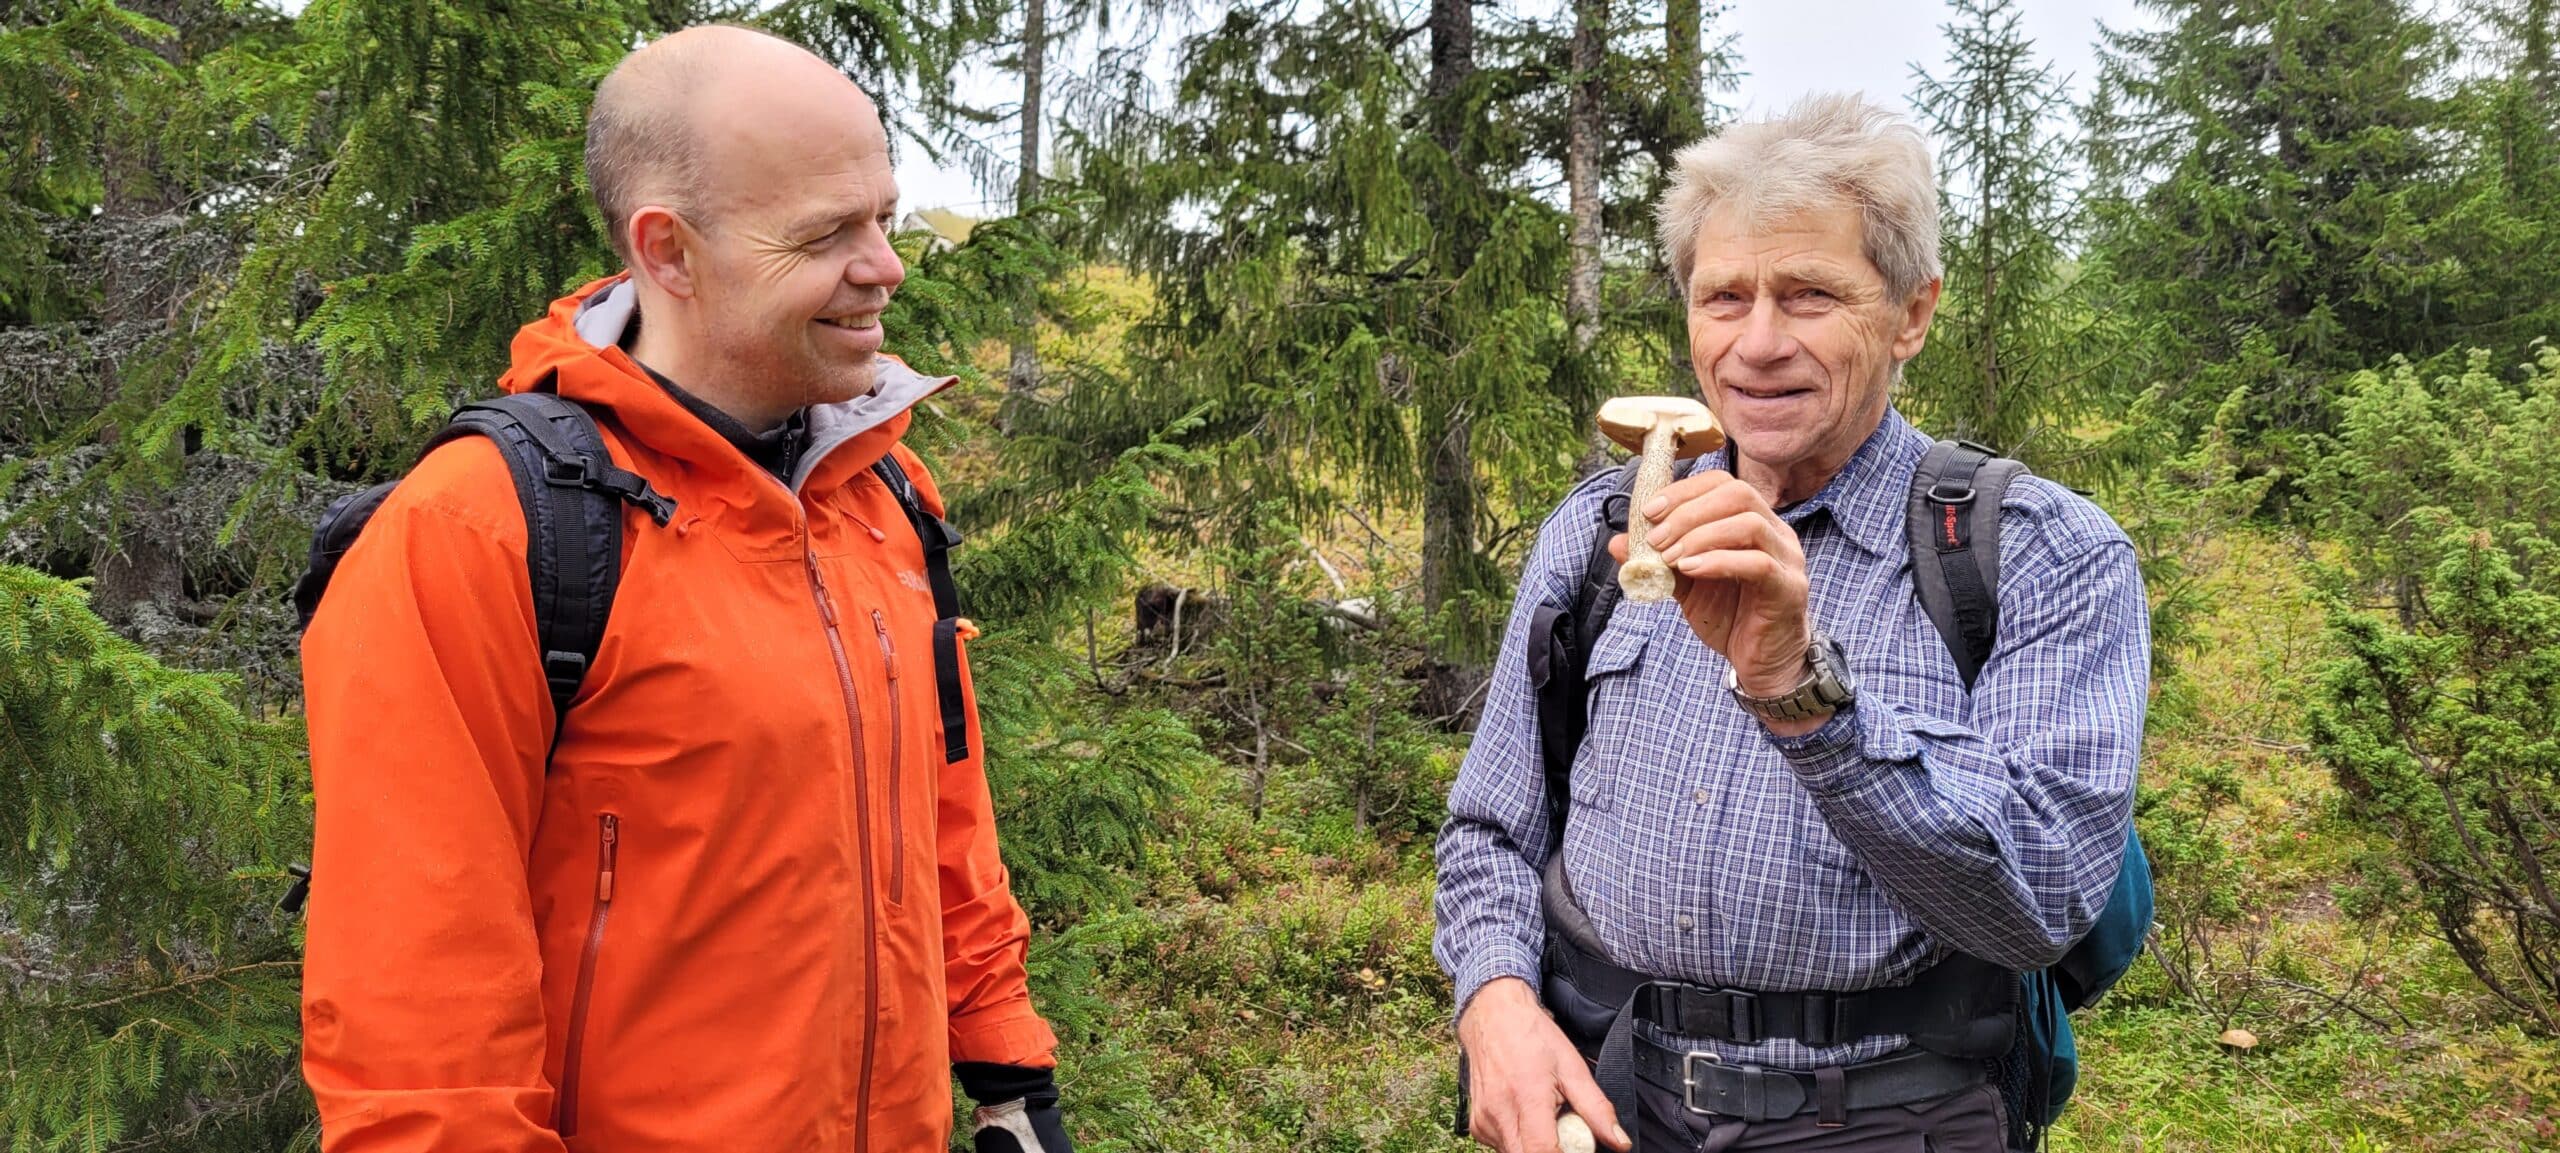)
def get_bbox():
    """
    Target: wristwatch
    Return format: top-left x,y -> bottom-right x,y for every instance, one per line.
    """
1727,632 -> 1856,723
